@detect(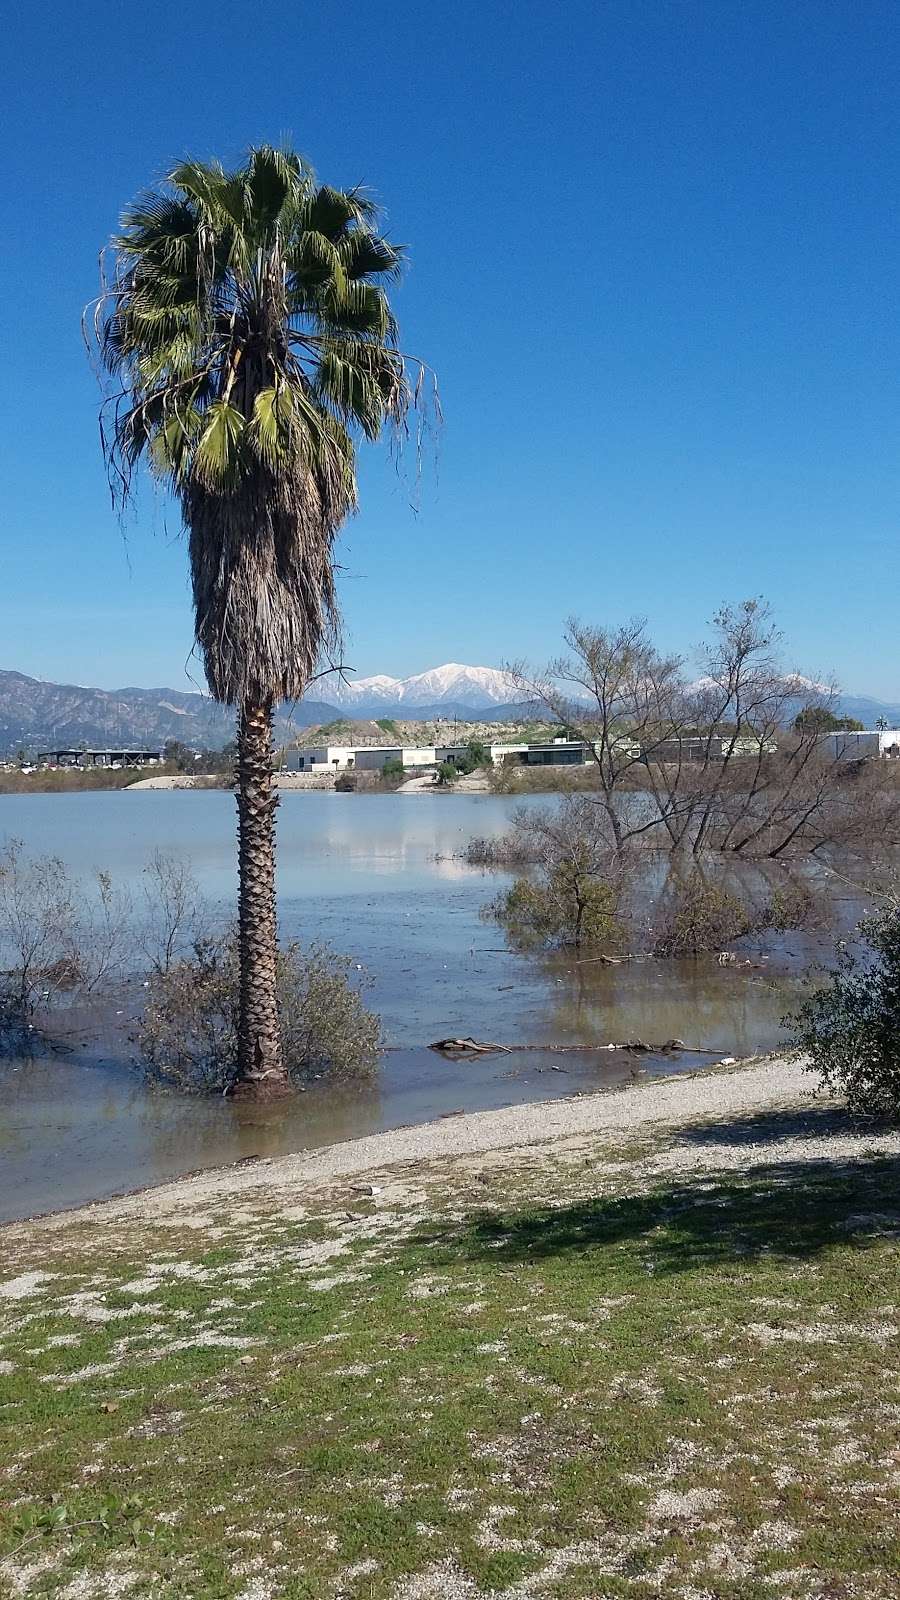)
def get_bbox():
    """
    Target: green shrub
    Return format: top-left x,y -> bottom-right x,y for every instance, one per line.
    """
788,908 -> 900,1116
381,757 -> 404,779
488,859 -> 621,950
137,933 -> 381,1093
765,879 -> 815,932
436,761 -> 459,786
654,870 -> 753,956
653,868 -> 814,957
